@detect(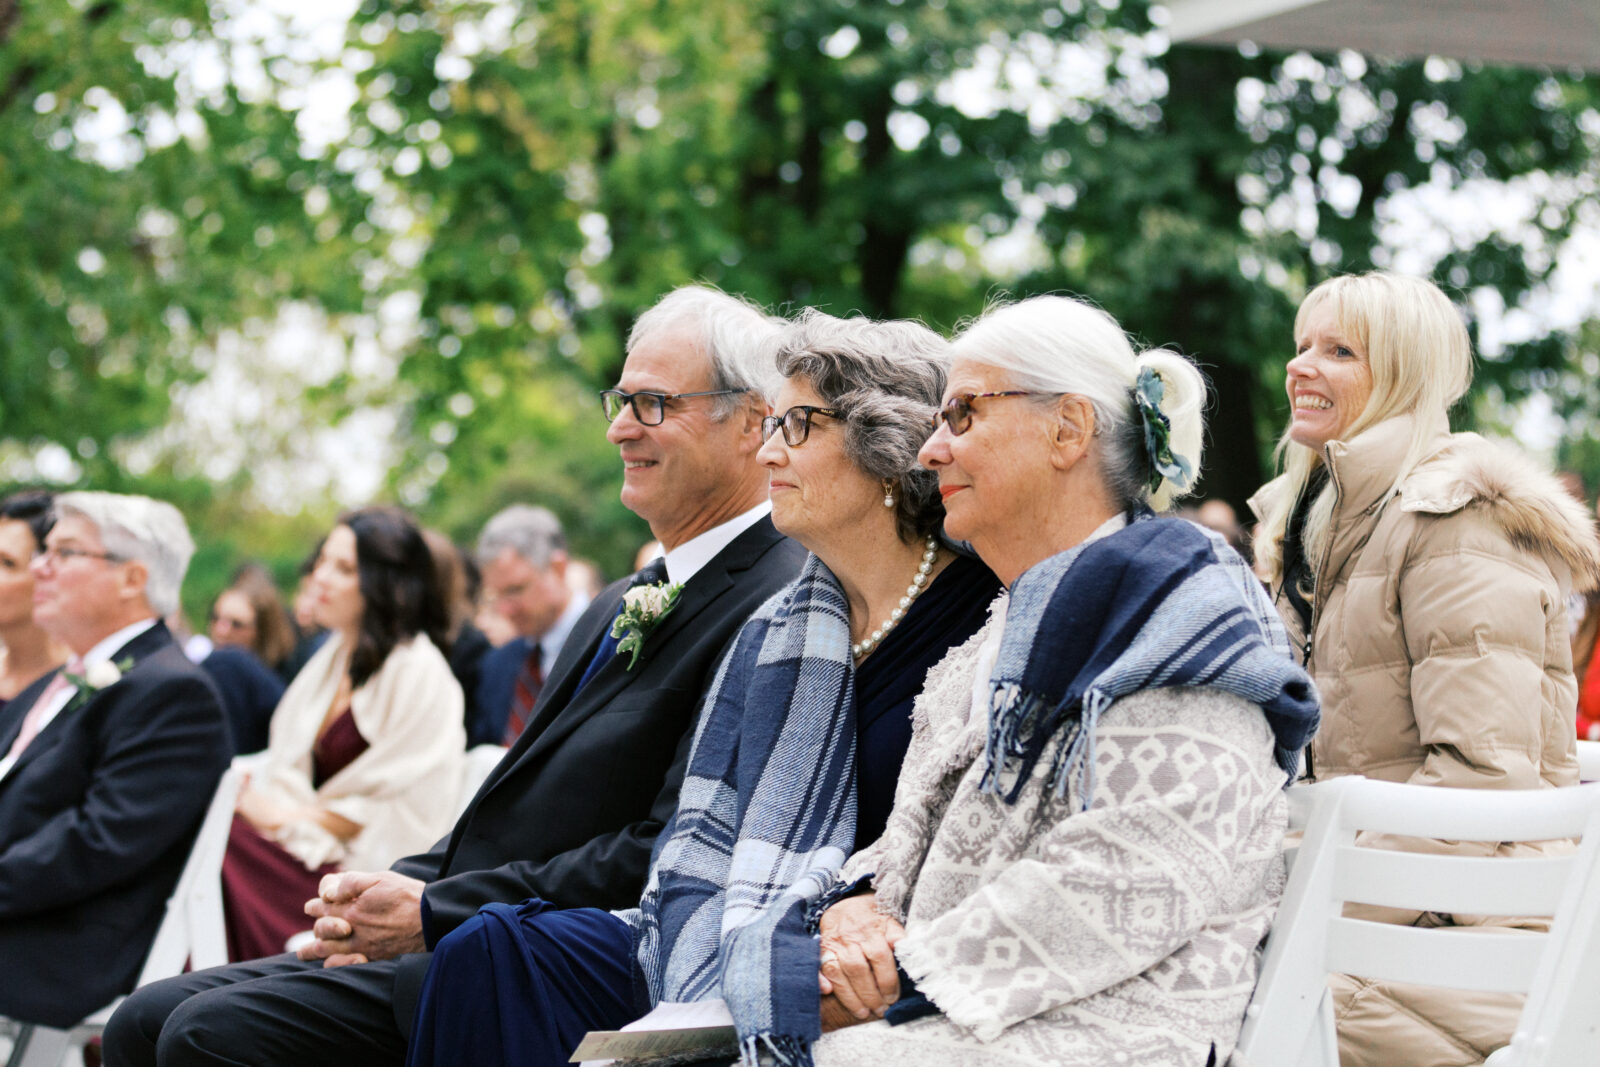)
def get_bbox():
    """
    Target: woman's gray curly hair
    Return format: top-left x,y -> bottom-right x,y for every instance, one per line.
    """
772,309 -> 950,544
